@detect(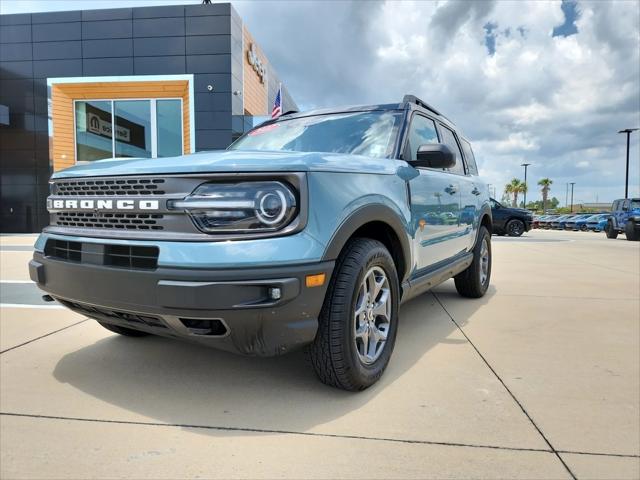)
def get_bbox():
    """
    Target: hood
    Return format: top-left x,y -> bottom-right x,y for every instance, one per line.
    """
51,149 -> 401,179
